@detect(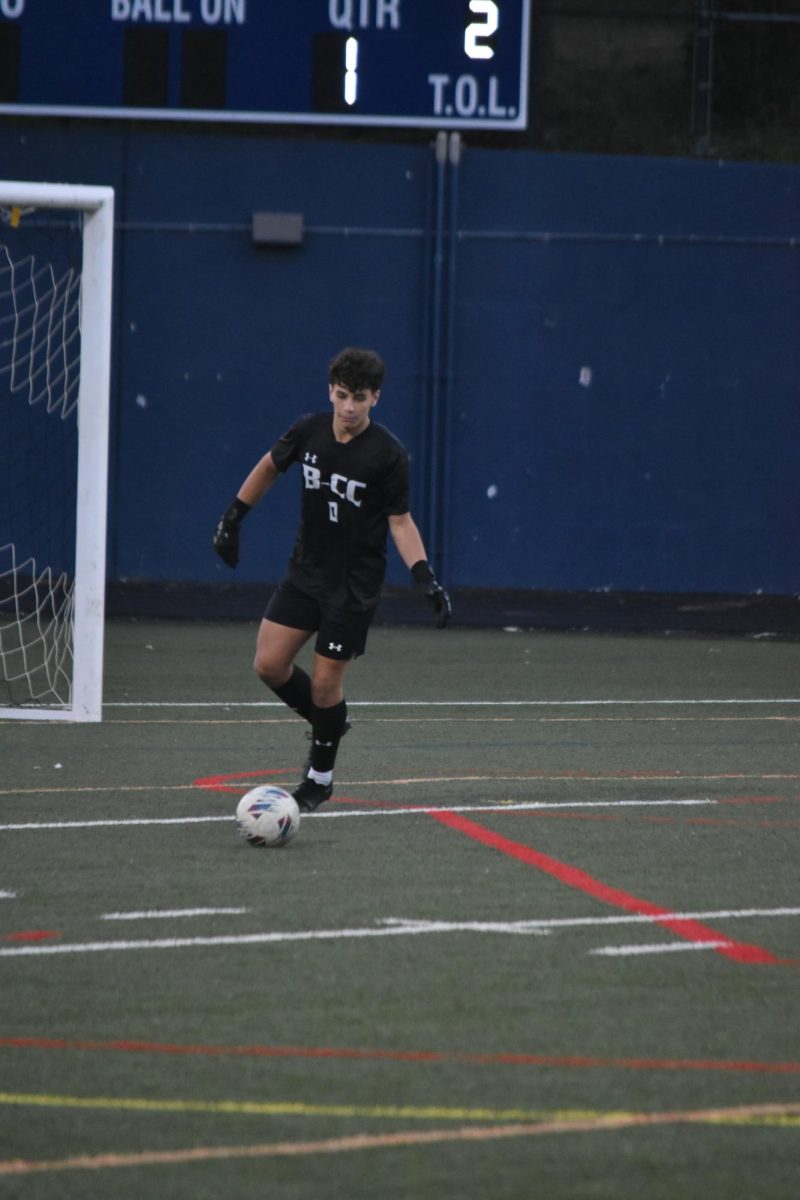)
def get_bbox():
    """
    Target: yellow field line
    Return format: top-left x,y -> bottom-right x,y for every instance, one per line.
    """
0,1091 -> 636,1122
0,1101 -> 798,1176
1,1091 -> 799,1127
